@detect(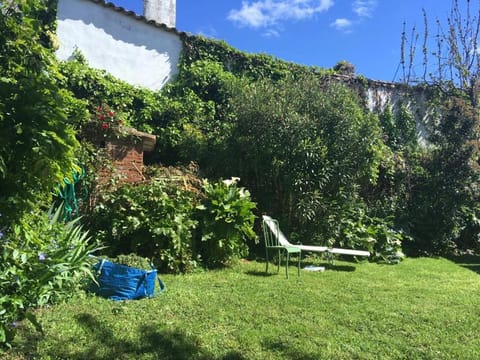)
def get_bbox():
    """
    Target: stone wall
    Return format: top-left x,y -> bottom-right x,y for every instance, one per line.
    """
330,74 -> 438,145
